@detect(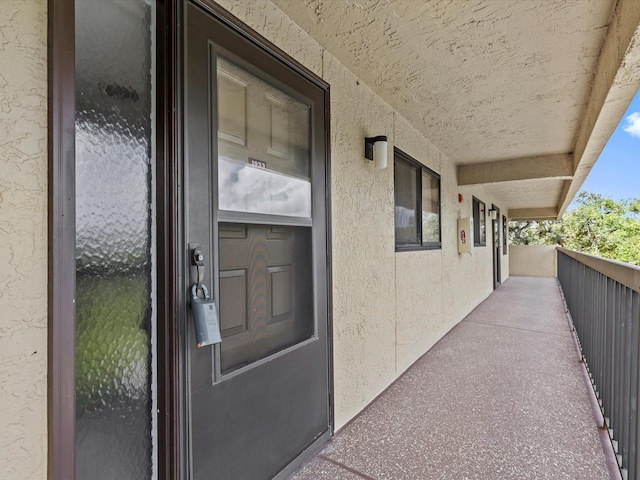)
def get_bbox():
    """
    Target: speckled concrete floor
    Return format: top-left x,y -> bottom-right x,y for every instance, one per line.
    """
290,276 -> 614,480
